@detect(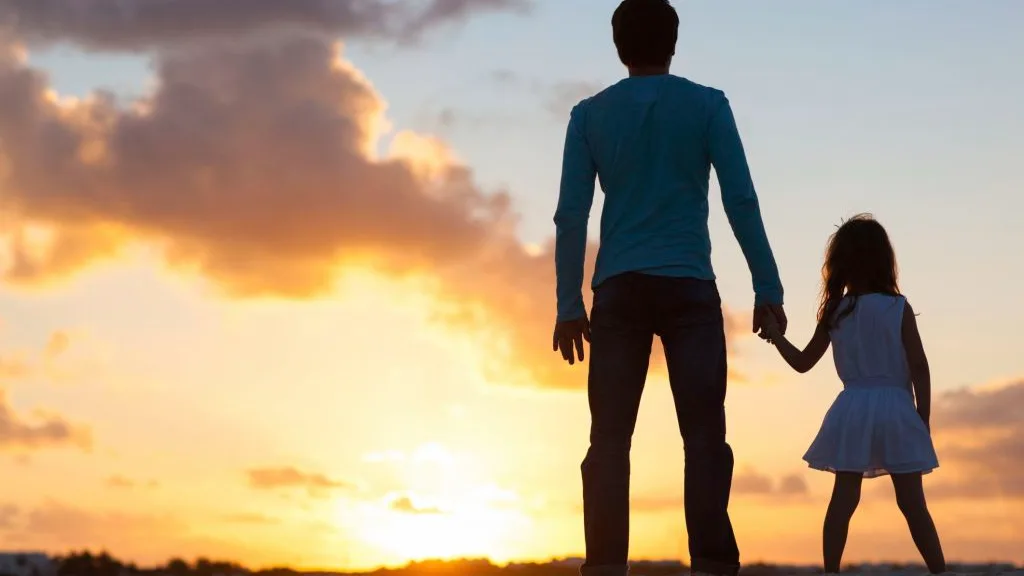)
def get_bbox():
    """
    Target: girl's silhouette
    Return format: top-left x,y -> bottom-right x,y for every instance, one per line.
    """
759,214 -> 946,574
